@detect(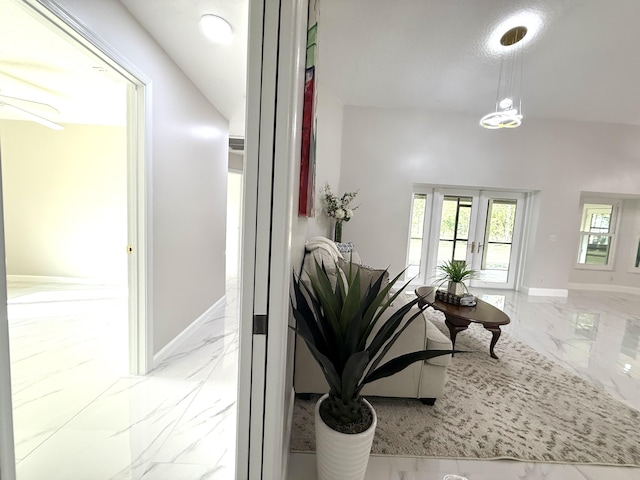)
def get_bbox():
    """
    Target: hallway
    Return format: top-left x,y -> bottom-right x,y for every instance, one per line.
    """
8,278 -> 238,479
